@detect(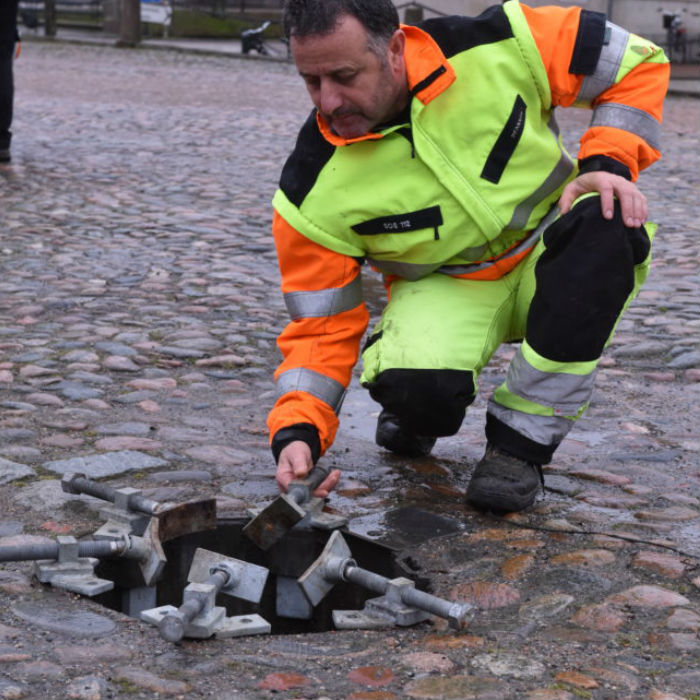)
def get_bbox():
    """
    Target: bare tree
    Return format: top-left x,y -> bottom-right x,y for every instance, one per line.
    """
44,0 -> 57,37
